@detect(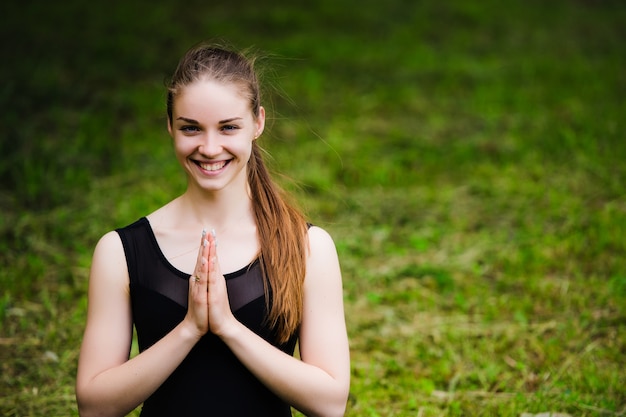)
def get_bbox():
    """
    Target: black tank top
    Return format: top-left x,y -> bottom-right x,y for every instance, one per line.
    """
116,217 -> 297,416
